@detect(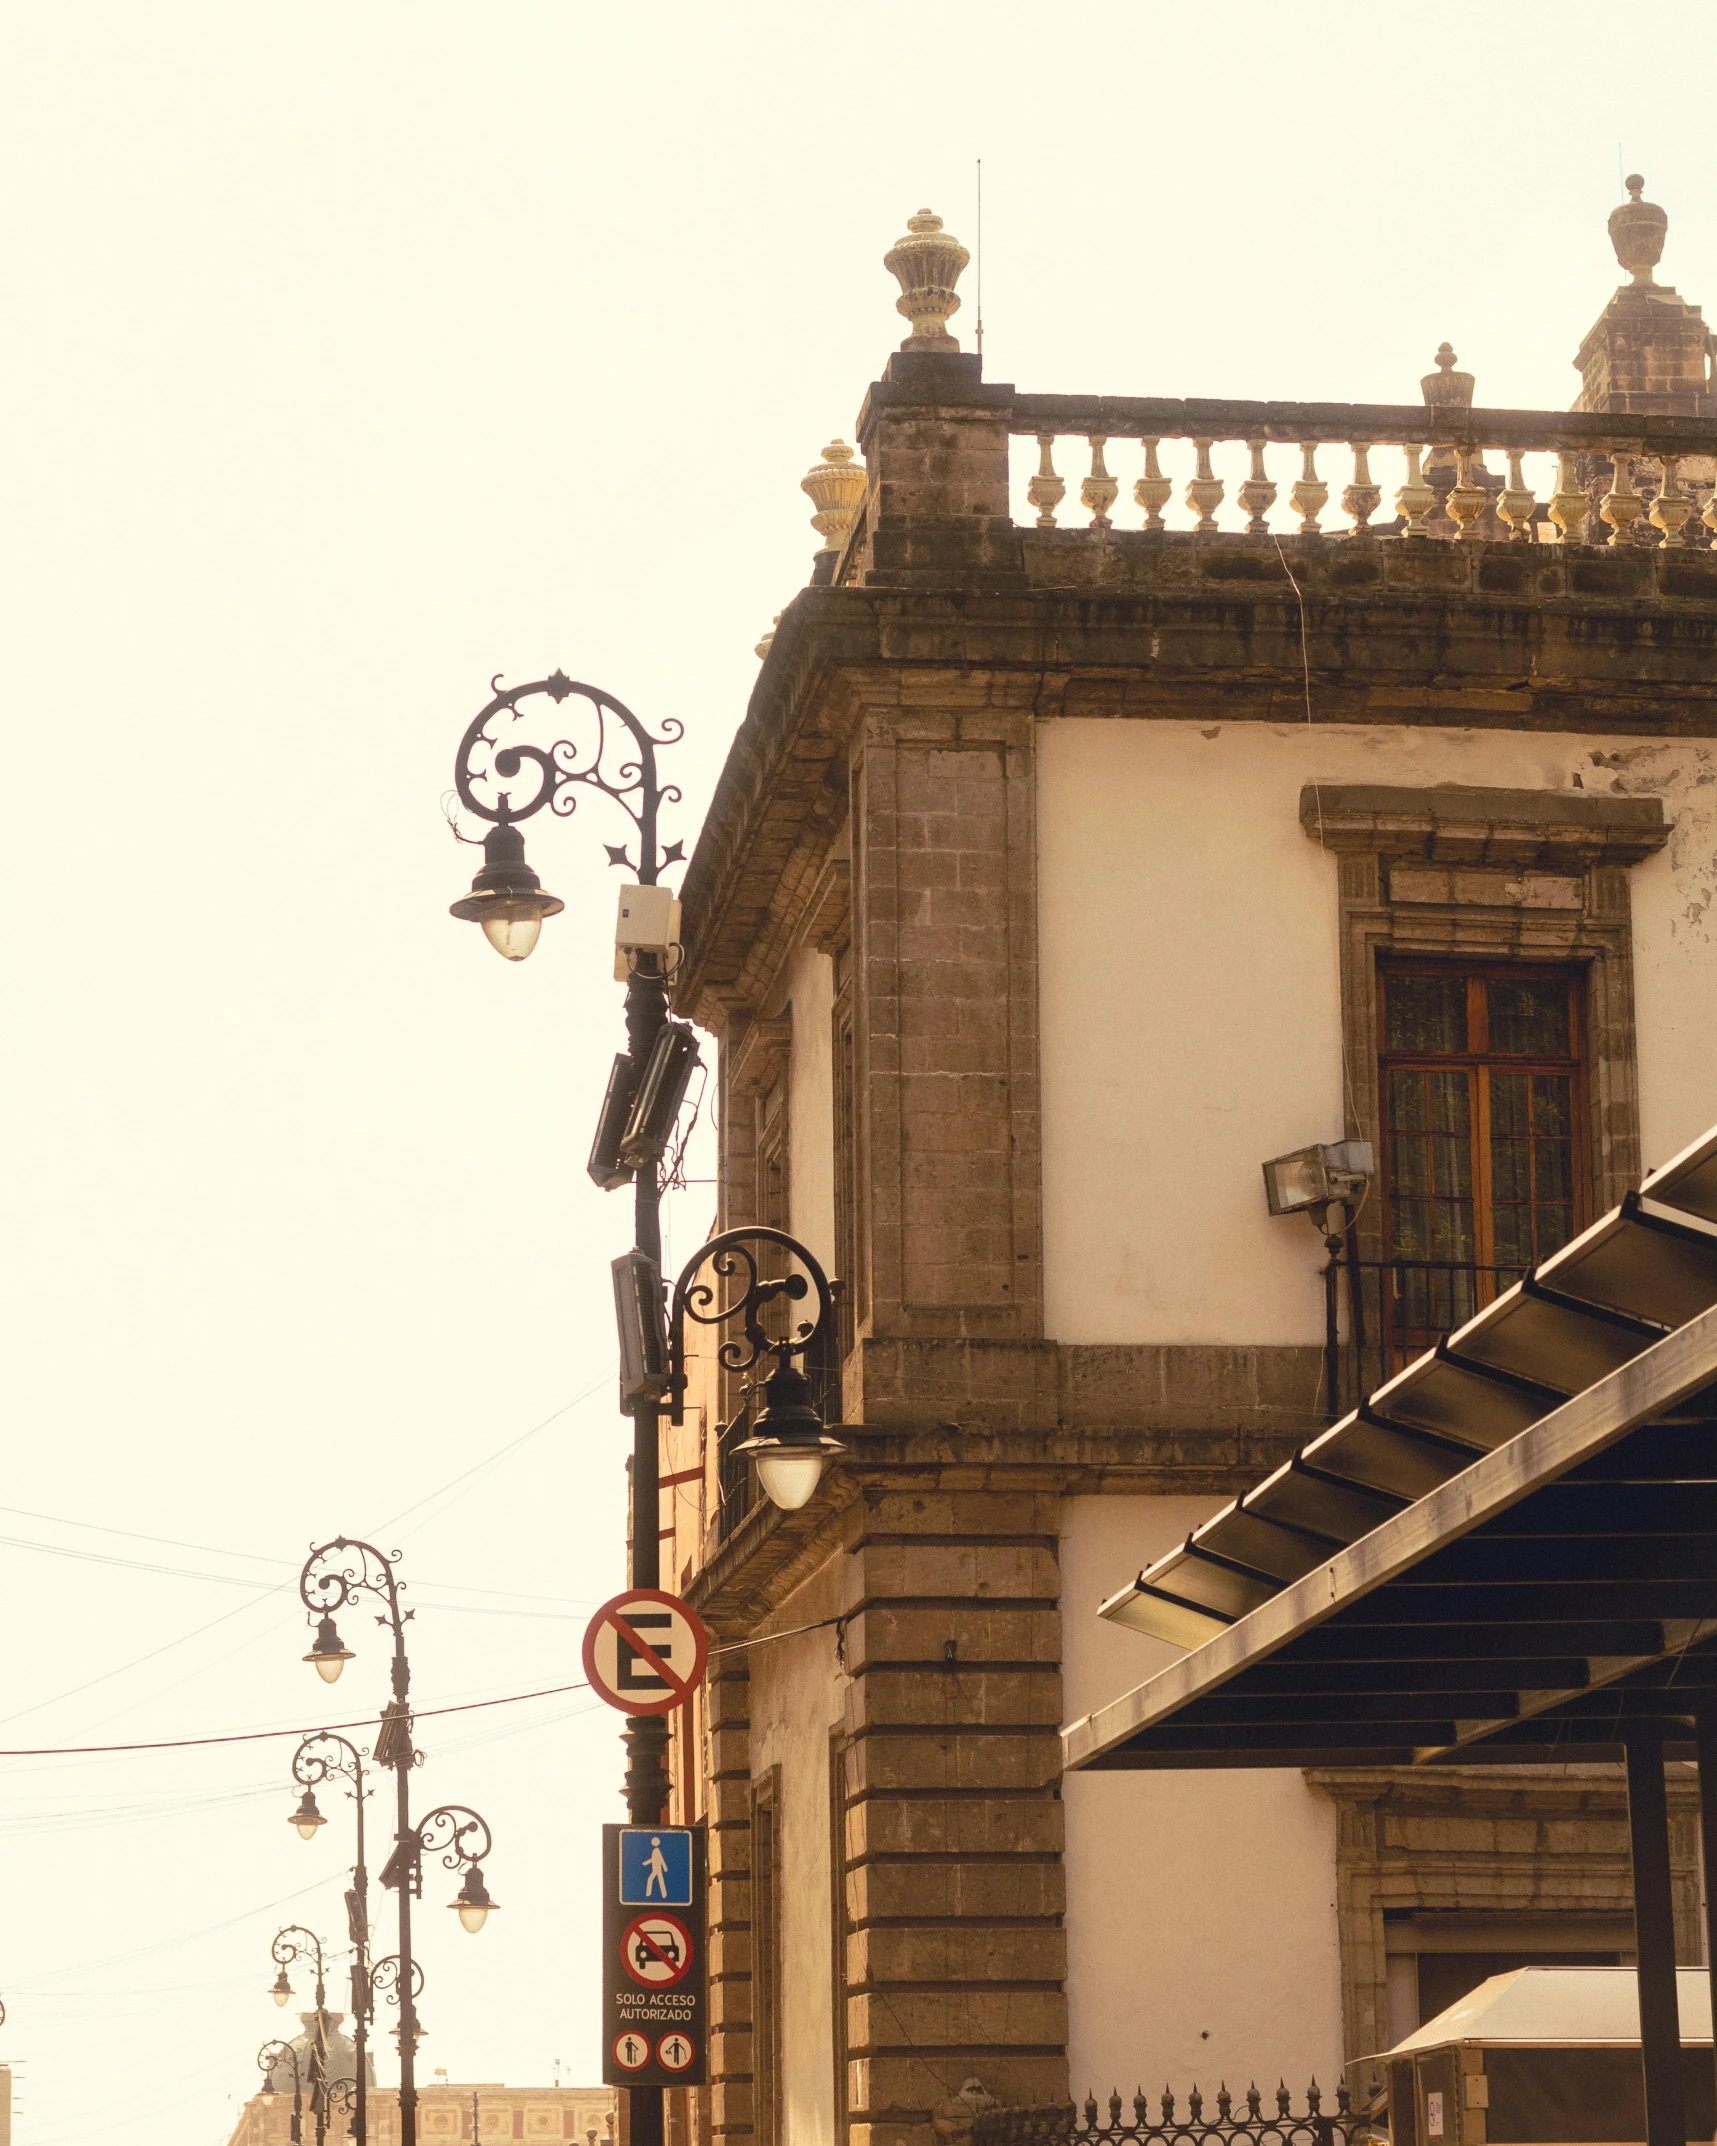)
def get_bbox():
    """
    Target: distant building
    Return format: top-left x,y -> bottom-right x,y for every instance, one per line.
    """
225,2080 -> 616,2143
655,181 -> 1717,2146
